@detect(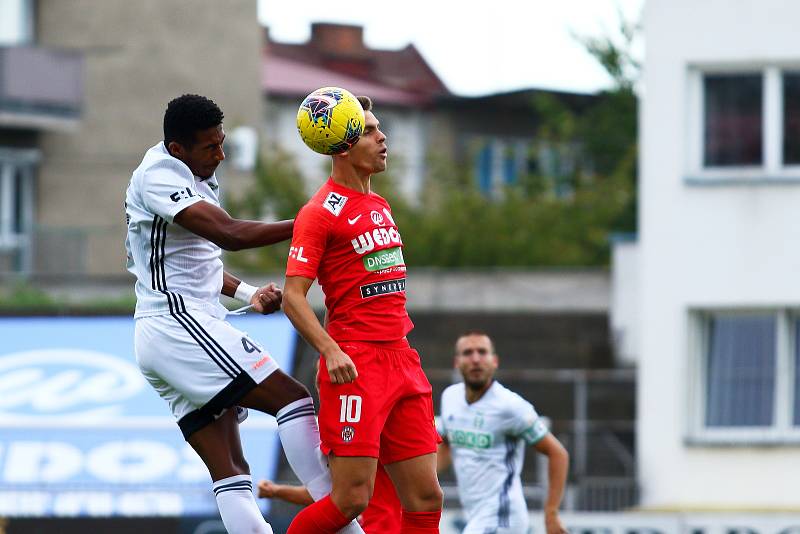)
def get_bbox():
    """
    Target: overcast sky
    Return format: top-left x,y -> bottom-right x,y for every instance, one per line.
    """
258,0 -> 645,96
